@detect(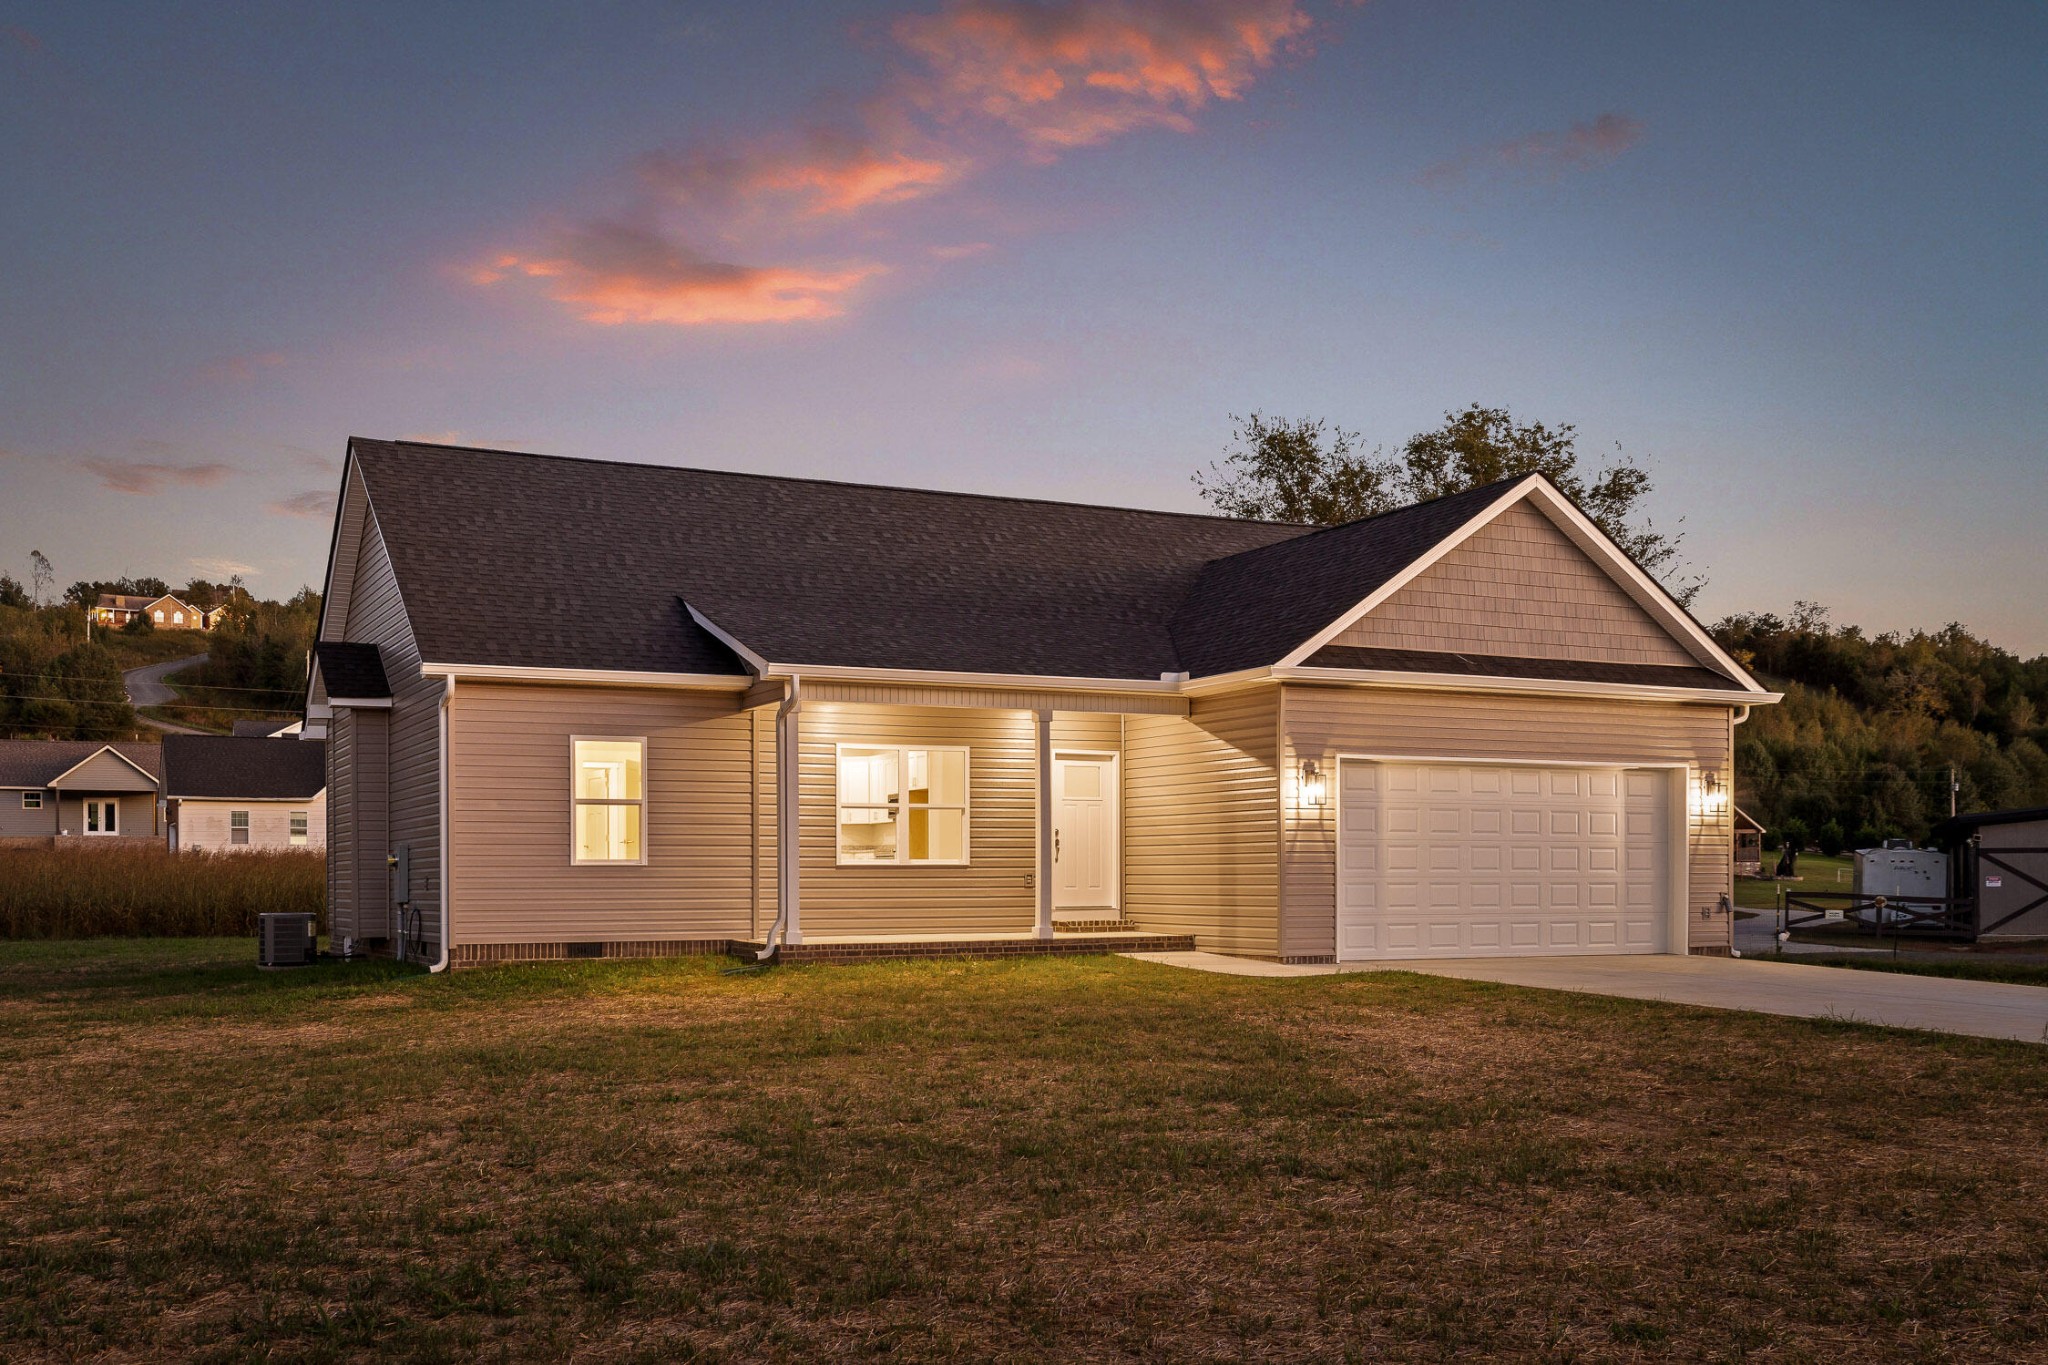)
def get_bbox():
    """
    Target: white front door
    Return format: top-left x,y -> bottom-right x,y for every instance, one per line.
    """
1336,759 -> 1670,960
85,799 -> 118,836
1053,753 -> 1118,912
